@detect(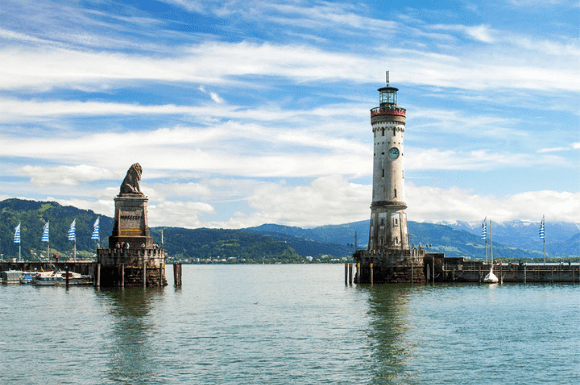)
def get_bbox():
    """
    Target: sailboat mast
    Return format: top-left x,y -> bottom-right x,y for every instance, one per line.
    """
542,215 -> 546,264
490,220 -> 493,266
485,217 -> 488,264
